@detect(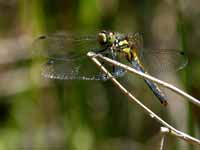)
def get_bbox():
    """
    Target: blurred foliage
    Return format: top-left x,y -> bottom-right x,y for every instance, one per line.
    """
0,0 -> 200,149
